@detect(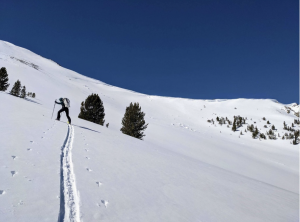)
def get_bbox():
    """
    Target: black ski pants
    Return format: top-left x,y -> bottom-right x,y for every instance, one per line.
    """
57,107 -> 71,124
